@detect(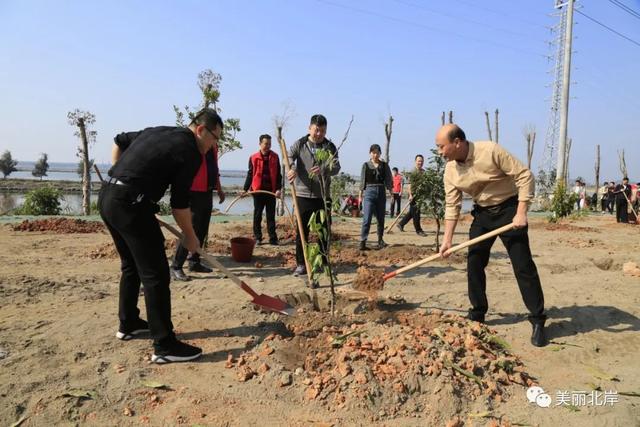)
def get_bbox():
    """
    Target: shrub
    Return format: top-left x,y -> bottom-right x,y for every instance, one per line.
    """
16,187 -> 63,215
548,182 -> 578,223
